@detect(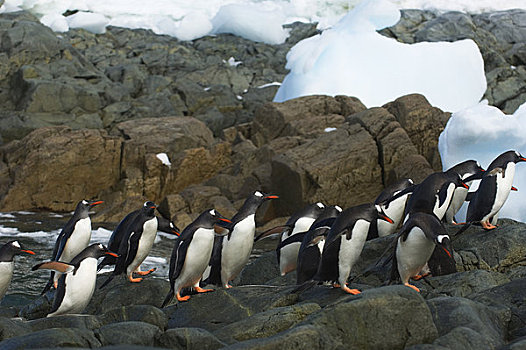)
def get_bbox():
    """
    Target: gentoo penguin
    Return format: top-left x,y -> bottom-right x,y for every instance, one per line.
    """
462,150 -> 526,230
0,240 -> 35,300
404,171 -> 468,221
295,205 -> 343,284
162,209 -> 231,305
41,199 -> 103,295
444,160 -> 485,224
297,203 -> 393,295
391,212 -> 452,292
201,191 -> 278,288
97,204 -> 179,271
373,178 -> 414,237
256,202 -> 326,276
100,201 -> 160,288
33,244 -> 117,317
